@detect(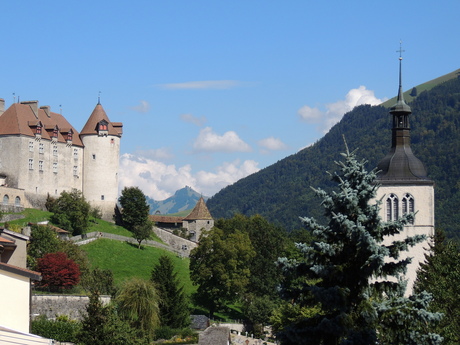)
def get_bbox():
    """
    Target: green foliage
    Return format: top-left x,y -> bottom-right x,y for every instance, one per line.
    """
31,315 -> 81,342
81,267 -> 117,296
414,230 -> 460,344
28,224 -> 60,269
207,77 -> 460,240
190,227 -> 255,317
57,239 -> 90,279
49,189 -> 91,235
118,186 -> 150,232
276,148 -> 441,345
151,255 -> 190,329
115,278 -> 160,340
77,292 -> 147,345
132,220 -> 154,248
